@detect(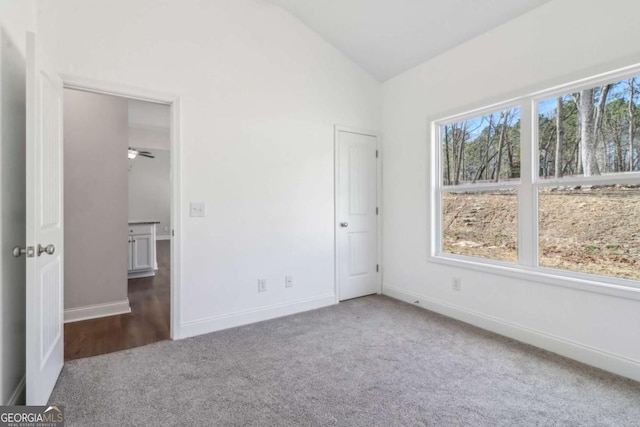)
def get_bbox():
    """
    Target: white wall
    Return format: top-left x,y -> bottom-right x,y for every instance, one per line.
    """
128,100 -> 171,235
129,99 -> 171,132
64,89 -> 129,312
0,0 -> 36,405
382,0 -> 640,380
129,127 -> 170,151
37,0 -> 381,336
128,99 -> 170,151
129,149 -> 171,237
